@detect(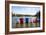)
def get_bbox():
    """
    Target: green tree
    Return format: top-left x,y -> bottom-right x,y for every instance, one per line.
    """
12,13 -> 15,16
